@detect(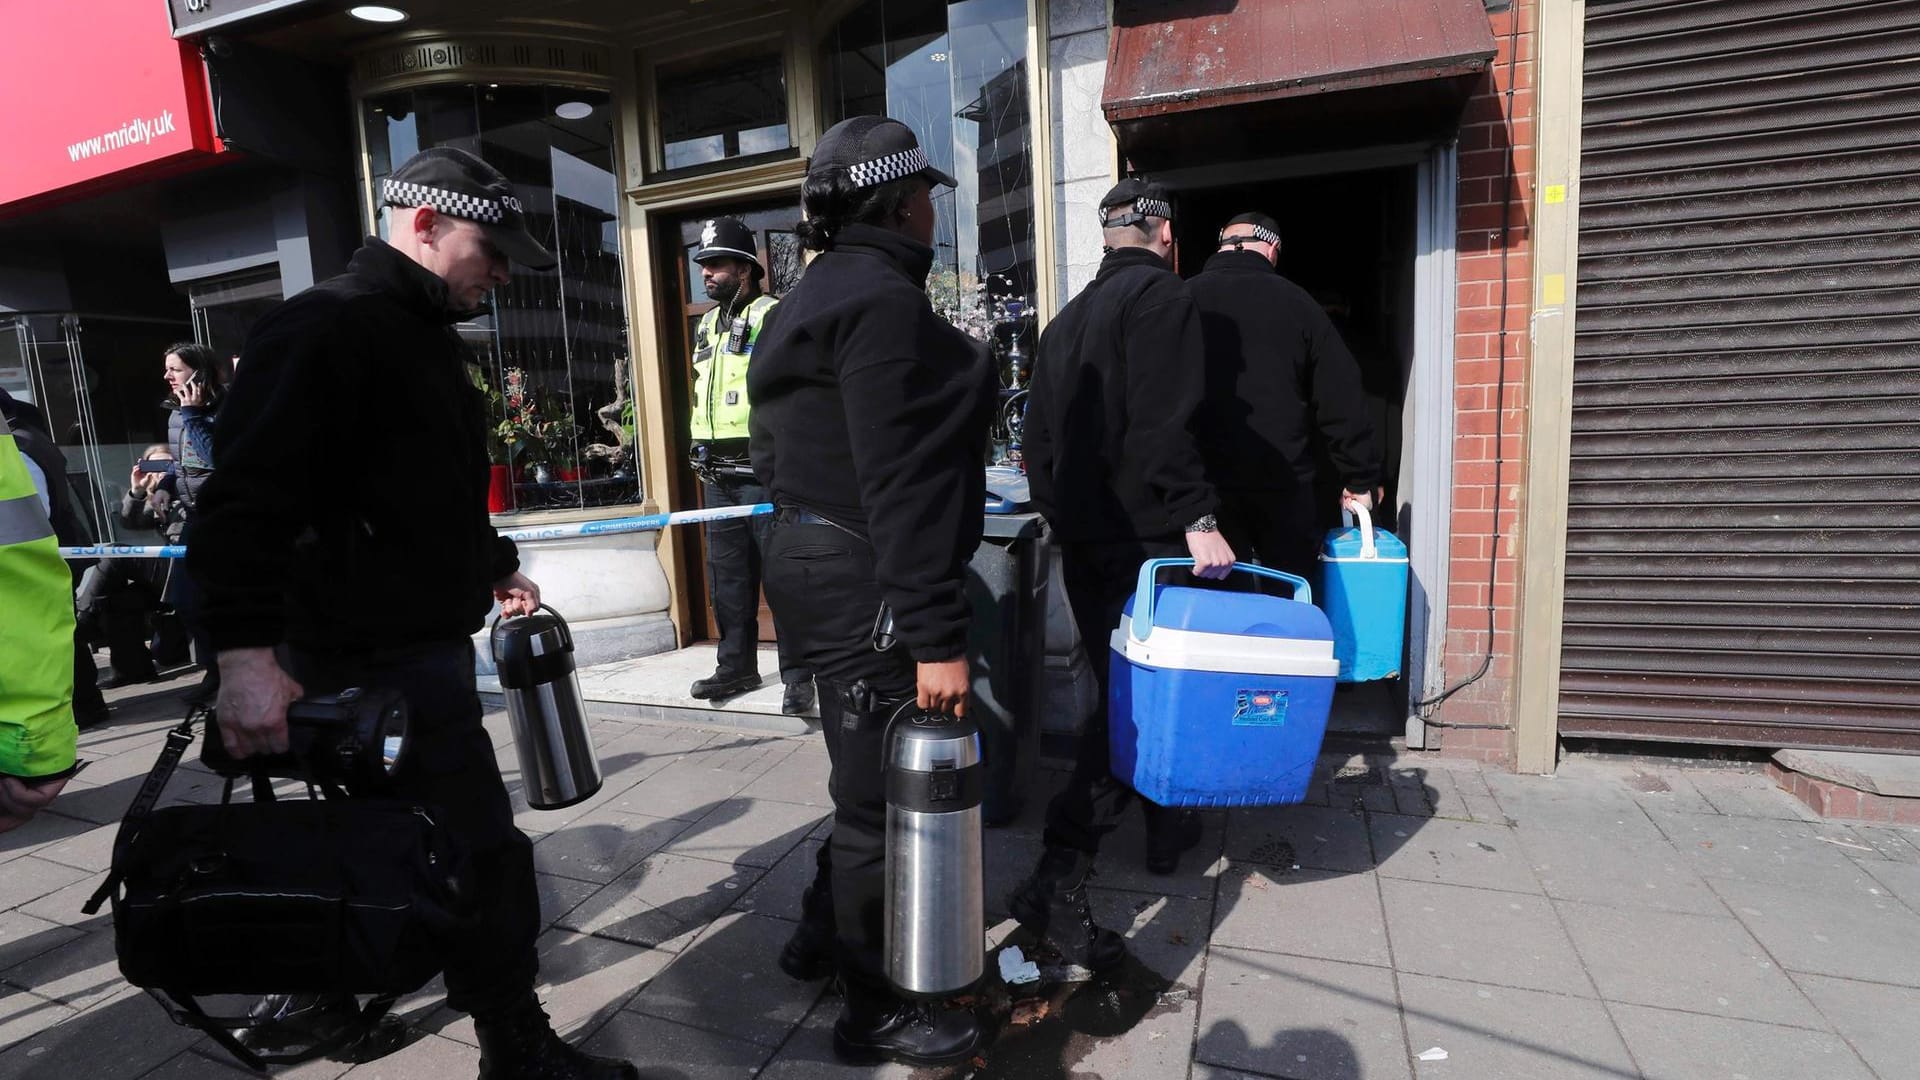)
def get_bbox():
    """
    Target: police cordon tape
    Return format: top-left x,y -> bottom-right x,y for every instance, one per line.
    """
58,503 -> 775,560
